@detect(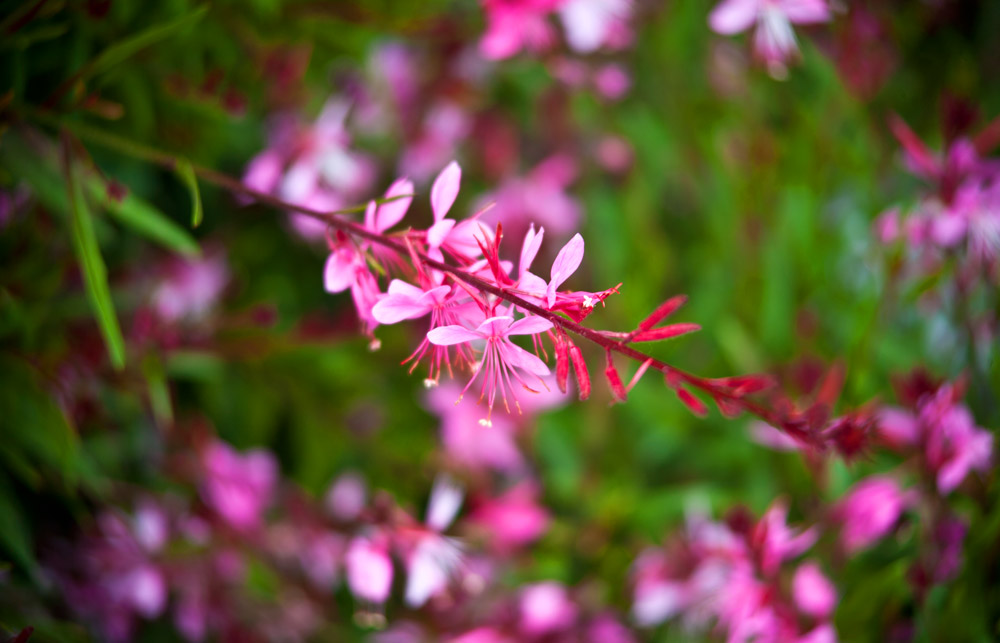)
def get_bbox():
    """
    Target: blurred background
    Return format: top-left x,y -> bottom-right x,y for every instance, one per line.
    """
1,0 -> 998,641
